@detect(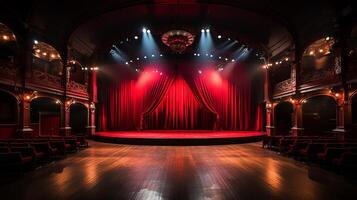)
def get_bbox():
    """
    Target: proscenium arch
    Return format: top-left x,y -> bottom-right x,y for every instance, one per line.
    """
274,101 -> 294,135
301,95 -> 337,135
